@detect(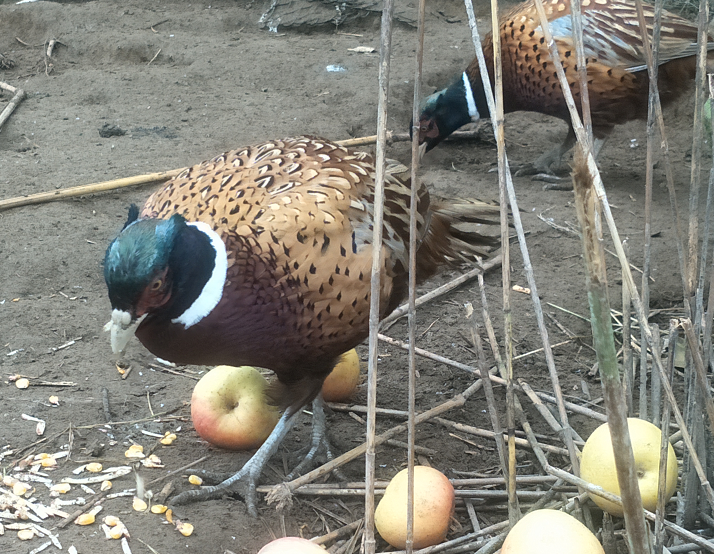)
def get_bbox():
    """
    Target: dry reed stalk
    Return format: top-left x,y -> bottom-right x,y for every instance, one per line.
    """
464,0 -> 581,480
384,521 -> 509,554
571,148 -> 651,554
548,465 -> 714,553
622,241 -> 635,415
699,75 -> 714,371
654,321 -> 677,554
569,0 -> 593,147
381,255 -> 502,327
435,418 -> 569,457
650,324 -> 662,427
486,0 -> 519,527
265,379 -> 484,508
378,332 -> 608,421
364,0 -> 396,549
468,315 -> 511,486
404,0 -> 428,549
682,319 -> 714,431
